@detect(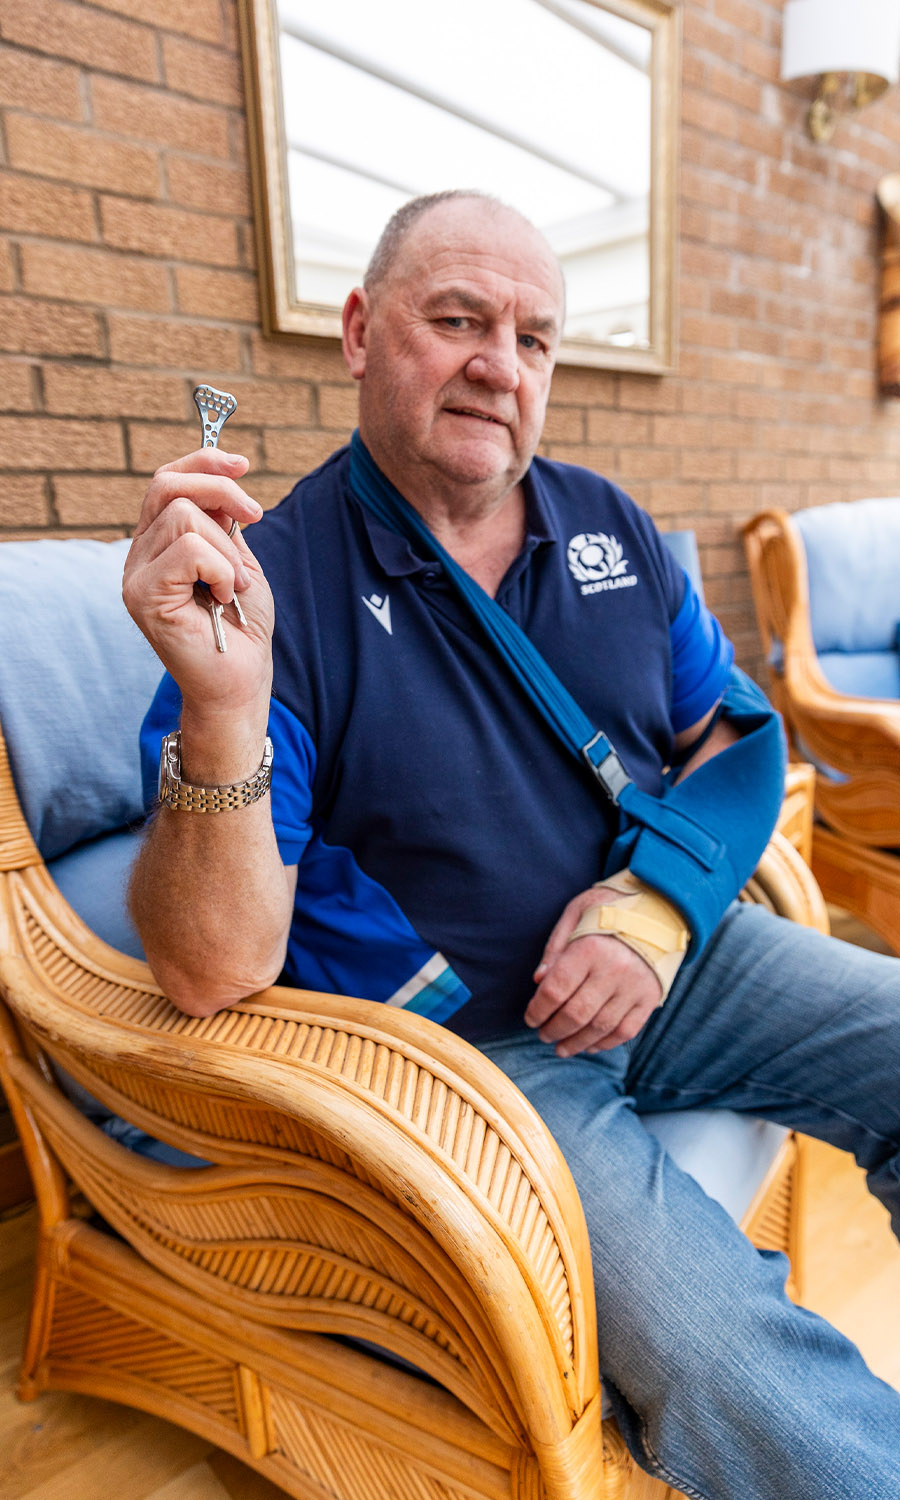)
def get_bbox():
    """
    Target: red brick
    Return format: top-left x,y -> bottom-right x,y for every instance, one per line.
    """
646,482 -> 706,516
587,410 -> 651,445
6,117 -> 161,199
617,378 -> 681,414
683,11 -> 741,65
616,447 -> 673,479
0,44 -> 82,119
249,333 -> 350,382
248,475 -> 300,510
100,197 -> 239,268
0,172 -> 94,243
21,243 -> 171,314
318,383 -> 361,431
737,451 -> 784,481
0,416 -> 125,470
90,76 -> 231,159
0,475 -> 49,527
44,367 -> 187,420
653,416 -> 747,449
680,315 -> 735,351
164,155 -> 250,216
678,449 -> 735,481
174,265 -> 259,322
679,382 -> 735,417
262,429 -> 351,475
0,241 -> 14,294
53,474 -> 149,526
0,0 -> 158,81
128,421 -> 261,473
214,380 -> 314,427
539,405 -> 585,444
236,217 -> 257,272
162,35 -> 243,106
0,296 -> 102,357
108,314 -> 242,371
90,0 -> 223,45
0,362 -> 35,412
548,364 -> 618,406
